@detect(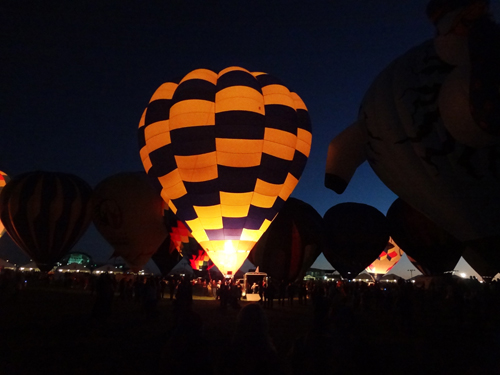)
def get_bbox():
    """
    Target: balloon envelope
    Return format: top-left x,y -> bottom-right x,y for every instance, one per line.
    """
387,198 -> 463,276
151,236 -> 181,276
163,209 -> 214,271
366,237 -> 404,276
0,171 -> 10,238
92,172 -> 168,272
322,203 -> 390,279
249,197 -> 324,283
138,66 -> 312,276
325,13 -> 500,244
0,171 -> 92,271
462,236 -> 500,280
